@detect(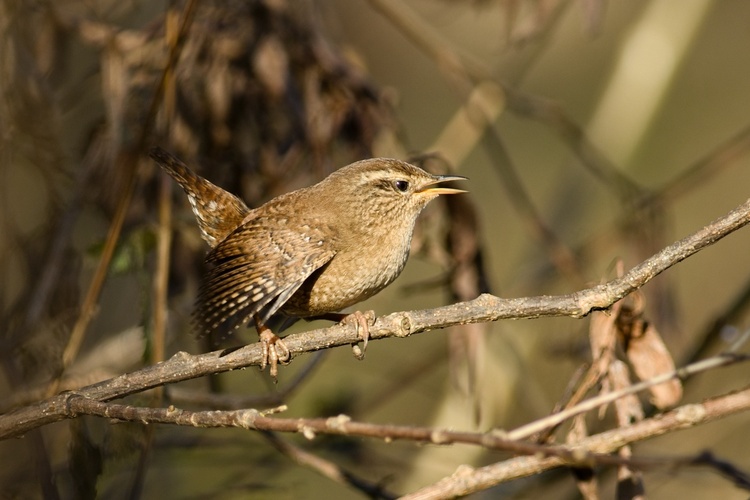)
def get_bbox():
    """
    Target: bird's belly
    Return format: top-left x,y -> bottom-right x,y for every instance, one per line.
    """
282,245 -> 409,317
